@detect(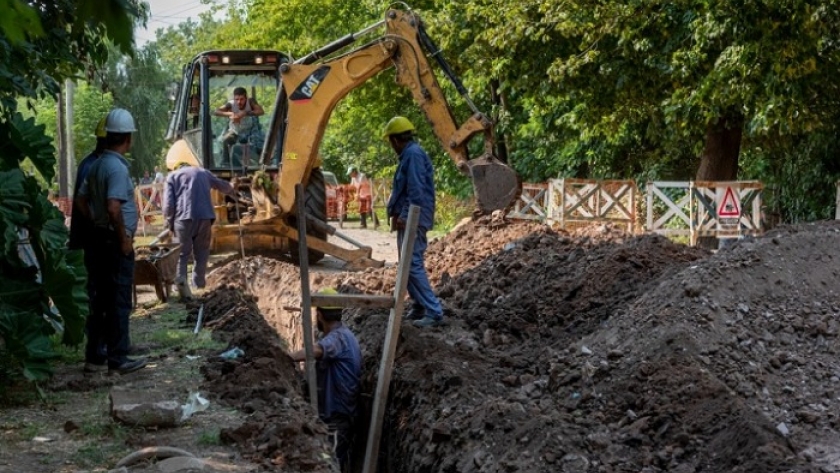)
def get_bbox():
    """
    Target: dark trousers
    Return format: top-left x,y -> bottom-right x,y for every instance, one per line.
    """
85,229 -> 134,368
82,242 -> 106,362
326,415 -> 354,472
